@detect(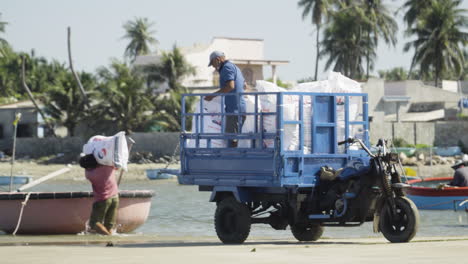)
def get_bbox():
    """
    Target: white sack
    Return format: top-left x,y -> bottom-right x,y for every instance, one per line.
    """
255,80 -> 299,150
238,95 -> 259,148
186,97 -> 226,148
82,131 -> 129,170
